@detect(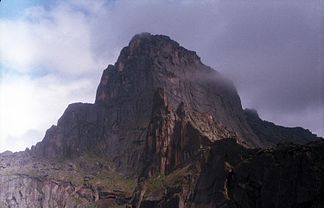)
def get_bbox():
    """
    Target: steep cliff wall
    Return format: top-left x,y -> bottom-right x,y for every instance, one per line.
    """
0,151 -> 136,208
